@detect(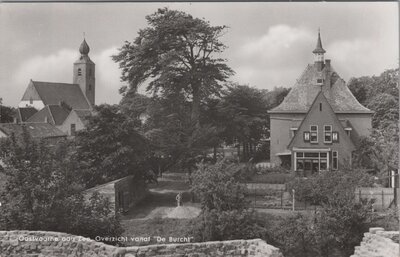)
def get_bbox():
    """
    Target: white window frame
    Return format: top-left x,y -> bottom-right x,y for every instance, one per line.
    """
324,125 -> 332,143
310,125 -> 318,143
290,127 -> 298,138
